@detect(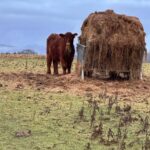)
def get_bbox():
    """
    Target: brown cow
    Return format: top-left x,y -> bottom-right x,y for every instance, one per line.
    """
47,32 -> 77,75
